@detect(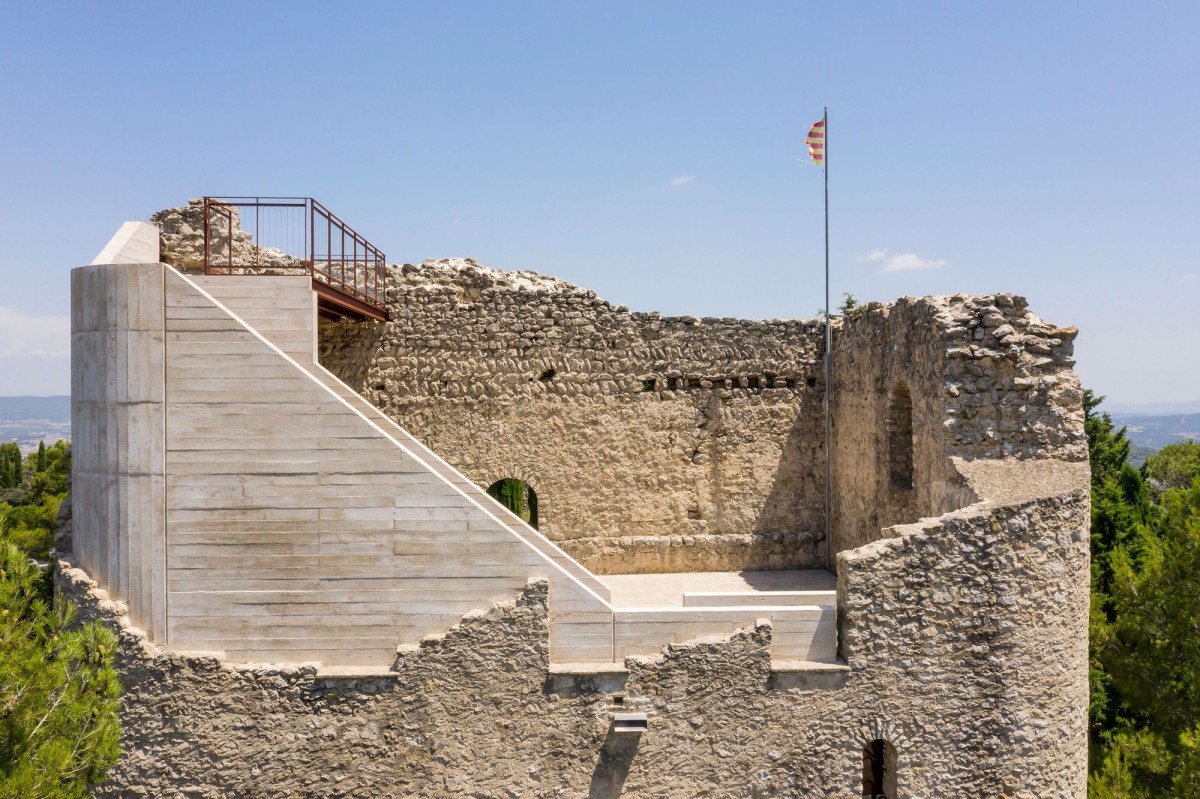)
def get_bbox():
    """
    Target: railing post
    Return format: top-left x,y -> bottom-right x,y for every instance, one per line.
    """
203,197 -> 210,274
198,196 -> 386,319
